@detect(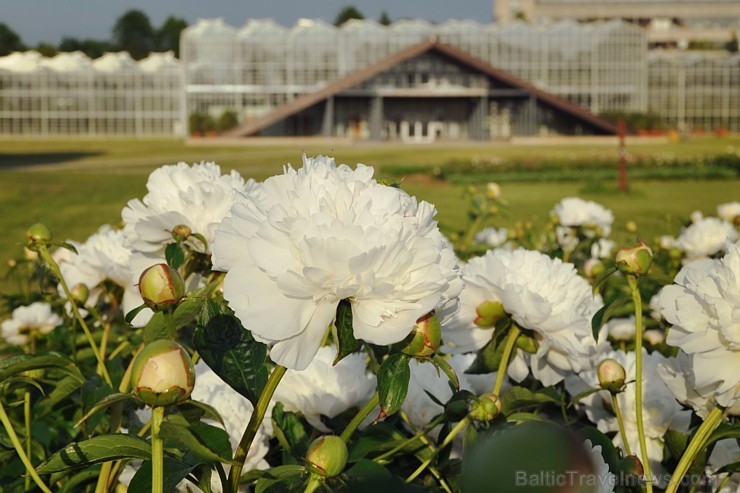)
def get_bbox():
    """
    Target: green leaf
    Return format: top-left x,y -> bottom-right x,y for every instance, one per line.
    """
591,295 -> 631,340
172,296 -> 206,328
333,299 -> 360,365
567,386 -> 602,408
271,402 -> 310,460
664,428 -> 689,461
159,421 -> 236,464
347,423 -> 408,462
36,434 -> 152,474
716,460 -> 740,475
165,242 -> 185,270
430,354 -> 460,390
35,375 -> 83,416
74,392 -> 133,428
59,242 -> 79,255
707,422 -> 740,446
194,300 -> 268,405
465,331 -> 507,374
0,353 -> 83,383
501,386 -> 560,415
125,303 -> 148,325
191,233 -> 209,251
591,264 -> 618,294
254,465 -> 307,493
58,466 -> 101,492
142,312 -> 166,343
505,412 -> 546,424
129,457 -> 197,492
377,353 -> 411,418
580,427 -> 621,472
